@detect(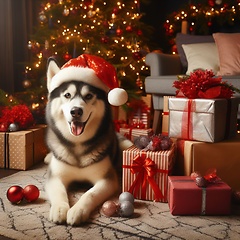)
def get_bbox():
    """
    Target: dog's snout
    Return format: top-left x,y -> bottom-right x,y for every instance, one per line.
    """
71,107 -> 83,118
